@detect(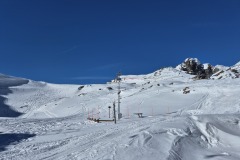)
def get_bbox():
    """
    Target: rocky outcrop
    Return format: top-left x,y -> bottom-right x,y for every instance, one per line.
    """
183,87 -> 190,94
177,58 -> 213,79
78,85 -> 85,90
177,58 -> 240,80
